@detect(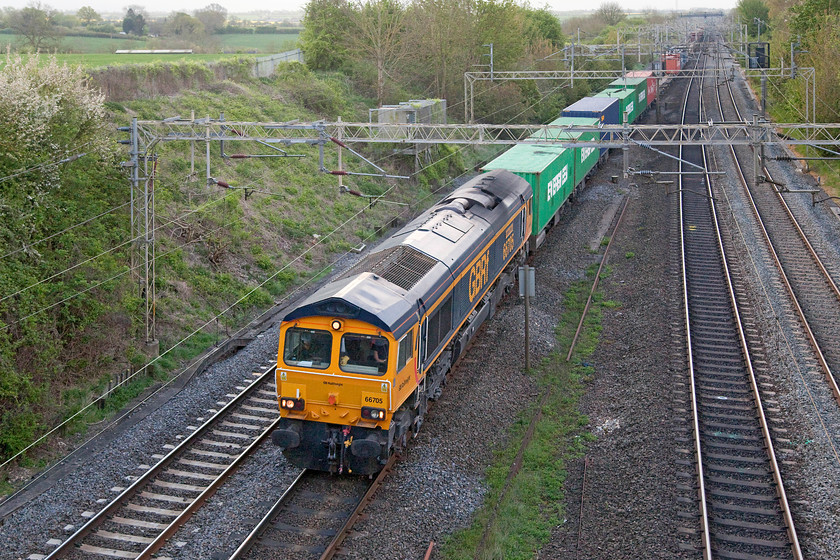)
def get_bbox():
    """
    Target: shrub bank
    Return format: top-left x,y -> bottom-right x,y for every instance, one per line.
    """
90,57 -> 256,101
